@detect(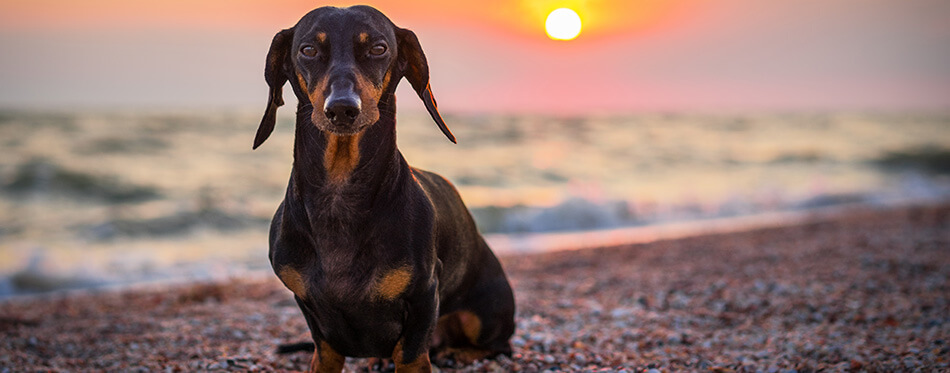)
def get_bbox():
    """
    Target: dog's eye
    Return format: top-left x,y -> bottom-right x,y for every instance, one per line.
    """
368,44 -> 387,56
301,46 -> 317,57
